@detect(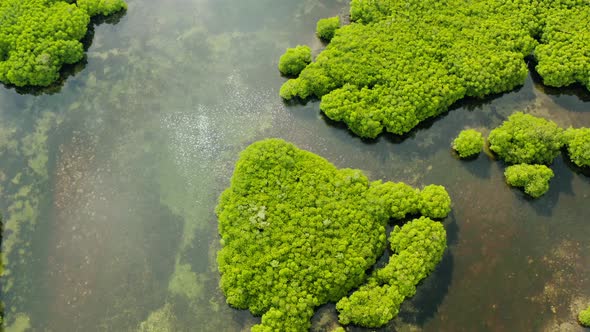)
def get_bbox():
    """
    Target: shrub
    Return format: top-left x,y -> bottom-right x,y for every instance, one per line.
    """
278,45 -> 312,77
452,129 -> 484,158
579,305 -> 590,327
316,16 -> 340,42
564,127 -> 590,168
504,164 -> 554,198
216,139 -> 451,331
488,112 -> 564,165
336,217 -> 446,327
0,0 -> 126,87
